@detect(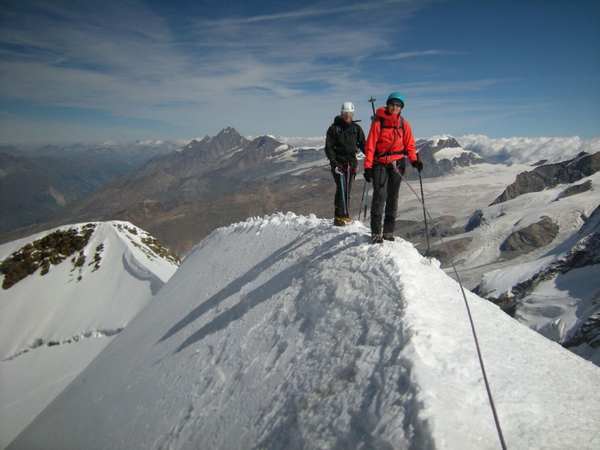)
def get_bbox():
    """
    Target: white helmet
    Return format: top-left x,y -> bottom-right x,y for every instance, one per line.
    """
341,101 -> 355,113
